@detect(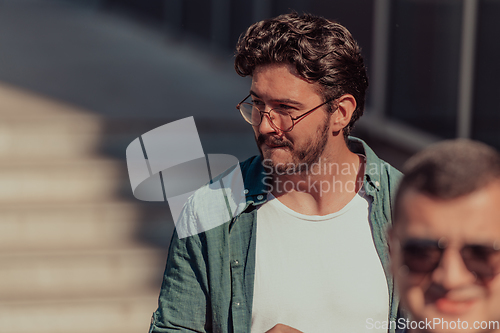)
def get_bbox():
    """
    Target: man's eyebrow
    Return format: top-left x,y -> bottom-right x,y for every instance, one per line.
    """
249,90 -> 260,99
249,90 -> 304,107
